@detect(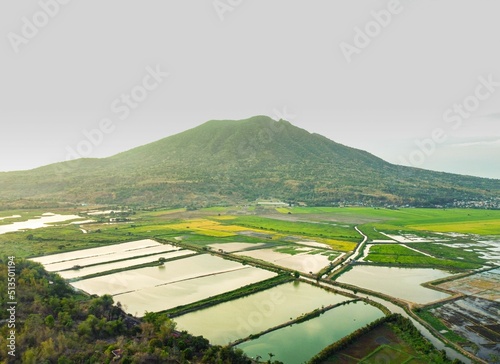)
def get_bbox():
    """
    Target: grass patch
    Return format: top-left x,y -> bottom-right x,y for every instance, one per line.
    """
416,309 -> 468,344
229,216 -> 358,242
411,242 -> 488,266
409,220 -> 500,235
365,244 -> 481,270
